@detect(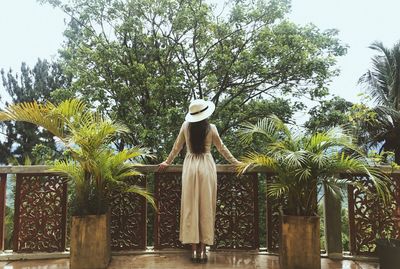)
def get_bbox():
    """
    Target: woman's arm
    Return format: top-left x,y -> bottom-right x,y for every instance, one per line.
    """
212,124 -> 241,164
165,122 -> 186,164
159,122 -> 186,172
